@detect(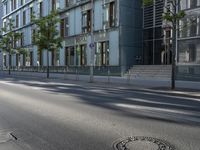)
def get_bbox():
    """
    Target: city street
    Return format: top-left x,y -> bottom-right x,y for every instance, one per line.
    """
0,77 -> 200,150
